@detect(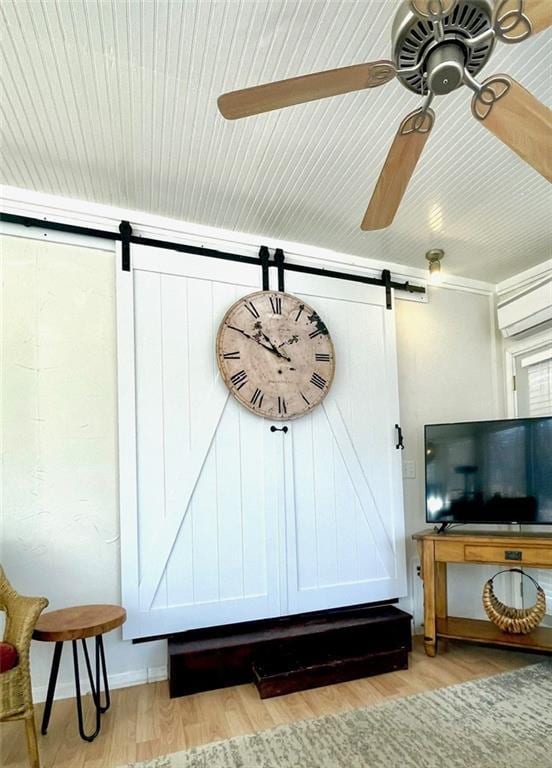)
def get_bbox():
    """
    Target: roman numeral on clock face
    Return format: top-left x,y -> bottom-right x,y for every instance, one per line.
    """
230,370 -> 248,390
244,301 -> 259,319
278,396 -> 287,415
250,388 -> 264,407
310,372 -> 326,390
295,304 -> 305,322
223,351 -> 241,360
269,295 -> 282,314
309,329 -> 323,339
301,392 -> 310,406
315,353 -> 331,362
